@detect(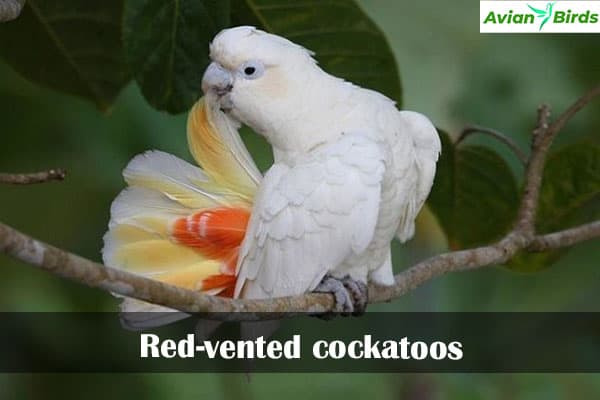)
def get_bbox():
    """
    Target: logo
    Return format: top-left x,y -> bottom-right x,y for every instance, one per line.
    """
480,1 -> 600,33
528,2 -> 555,31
